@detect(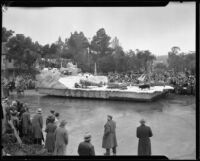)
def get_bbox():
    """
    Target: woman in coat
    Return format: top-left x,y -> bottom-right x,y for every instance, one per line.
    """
54,120 -> 68,155
136,119 -> 153,156
45,116 -> 57,153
